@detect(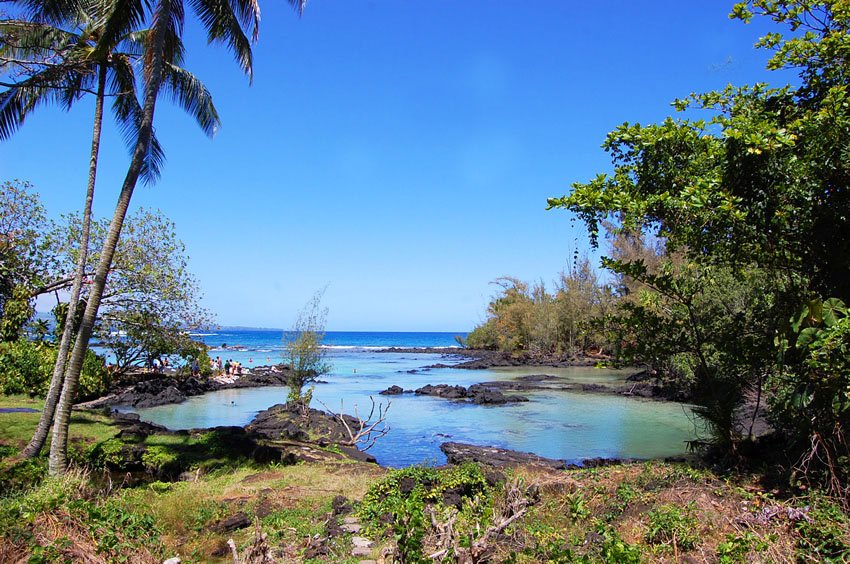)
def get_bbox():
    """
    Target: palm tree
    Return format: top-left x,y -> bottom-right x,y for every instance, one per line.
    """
1,0 -> 220,458
43,0 -> 306,474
